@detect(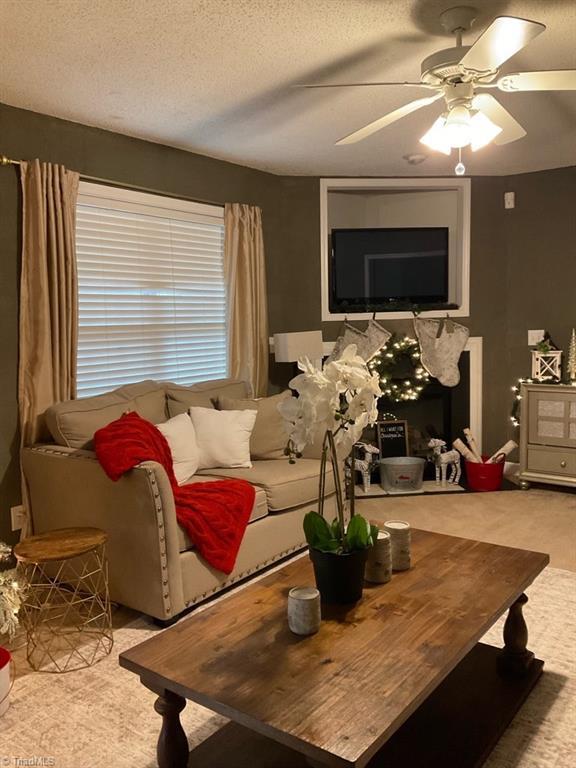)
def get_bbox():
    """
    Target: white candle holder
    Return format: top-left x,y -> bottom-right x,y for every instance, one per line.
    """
383,520 -> 412,571
287,586 -> 321,635
365,531 -> 392,584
